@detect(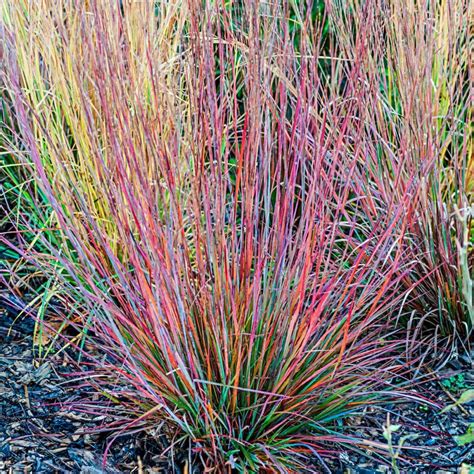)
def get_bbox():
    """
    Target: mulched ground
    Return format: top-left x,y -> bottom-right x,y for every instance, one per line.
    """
1,299 -> 473,473
0,303 -> 179,474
